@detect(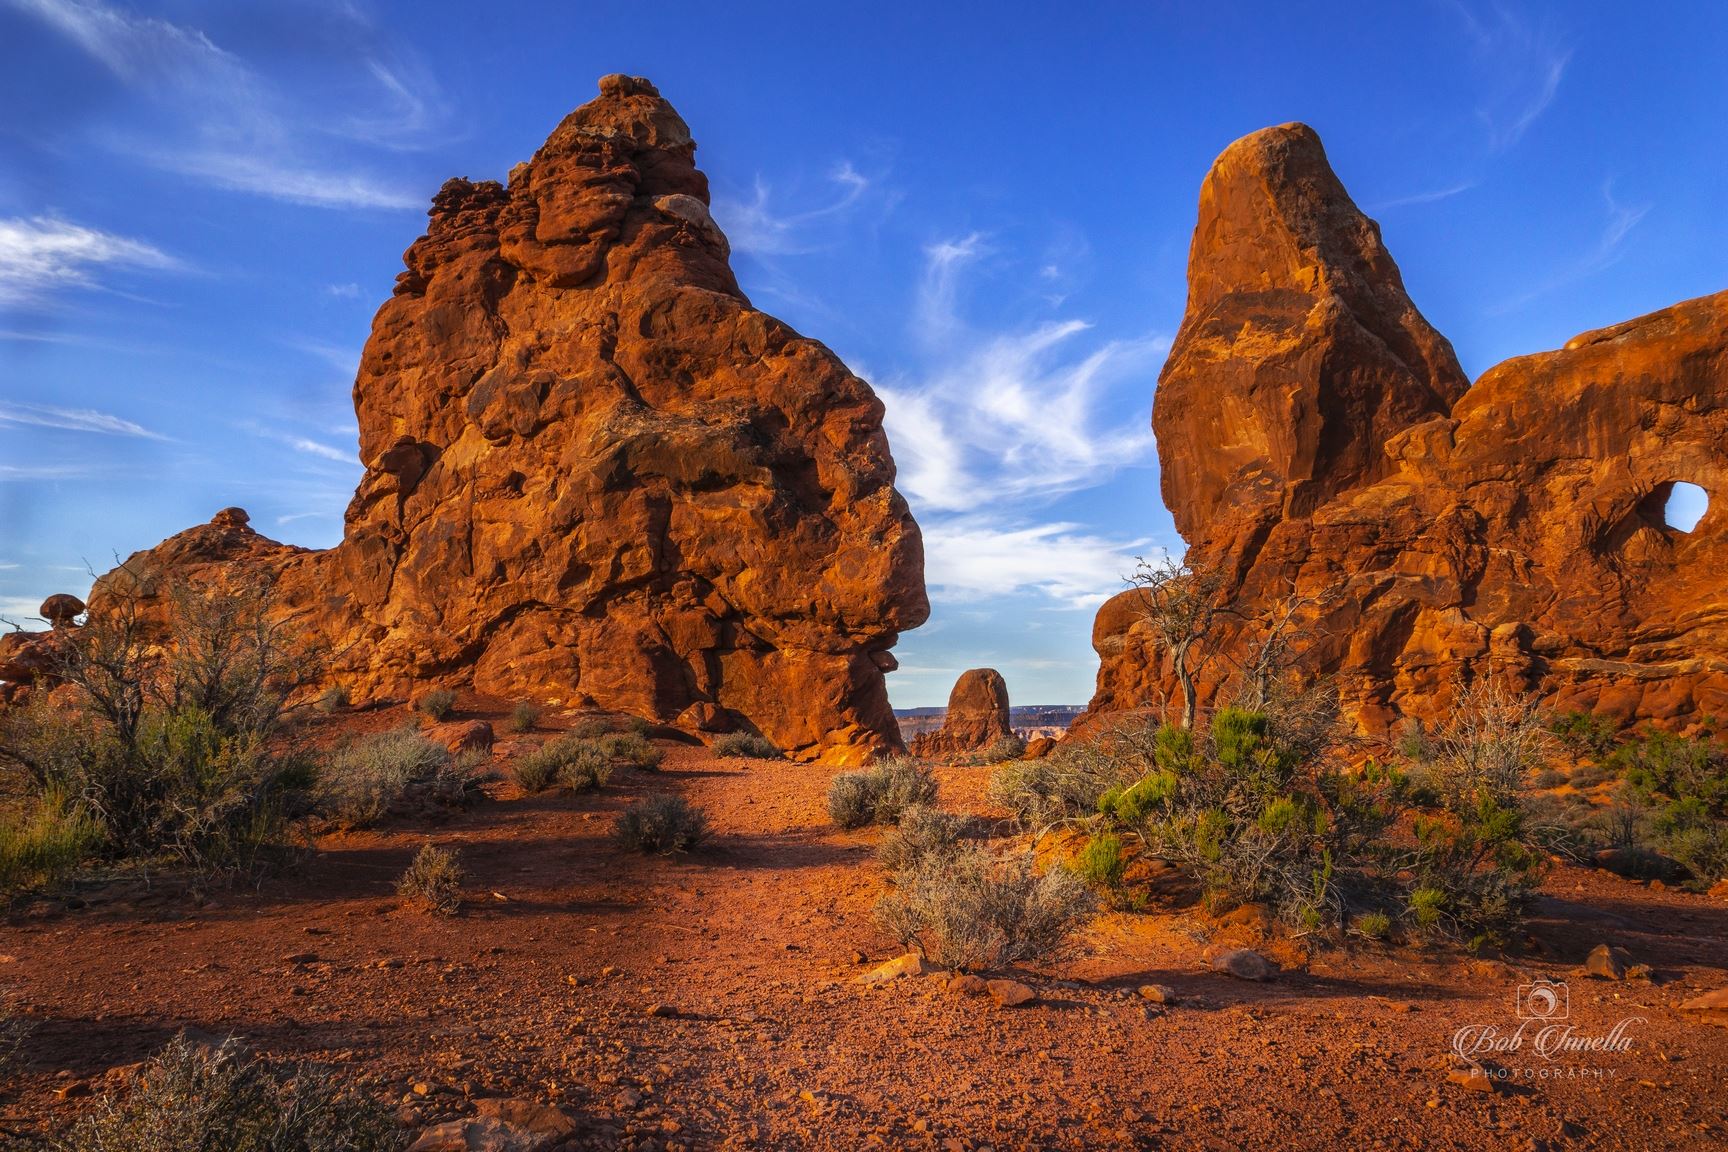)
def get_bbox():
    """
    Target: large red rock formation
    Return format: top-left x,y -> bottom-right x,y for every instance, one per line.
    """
76,76 -> 927,764
910,668 -> 1013,759
1081,122 -> 1728,736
